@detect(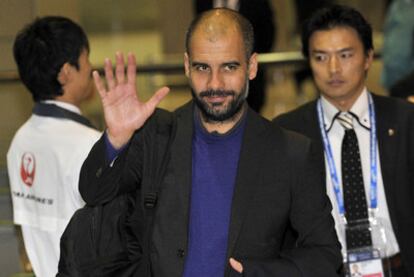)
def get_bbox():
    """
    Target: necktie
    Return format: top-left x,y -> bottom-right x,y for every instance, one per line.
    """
339,112 -> 372,249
